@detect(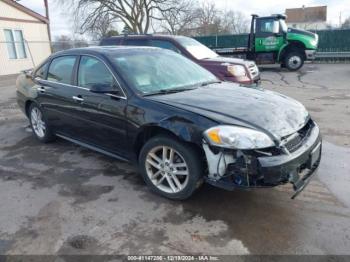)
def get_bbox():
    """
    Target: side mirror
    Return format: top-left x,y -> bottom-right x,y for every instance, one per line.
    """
22,69 -> 33,79
272,21 -> 280,34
